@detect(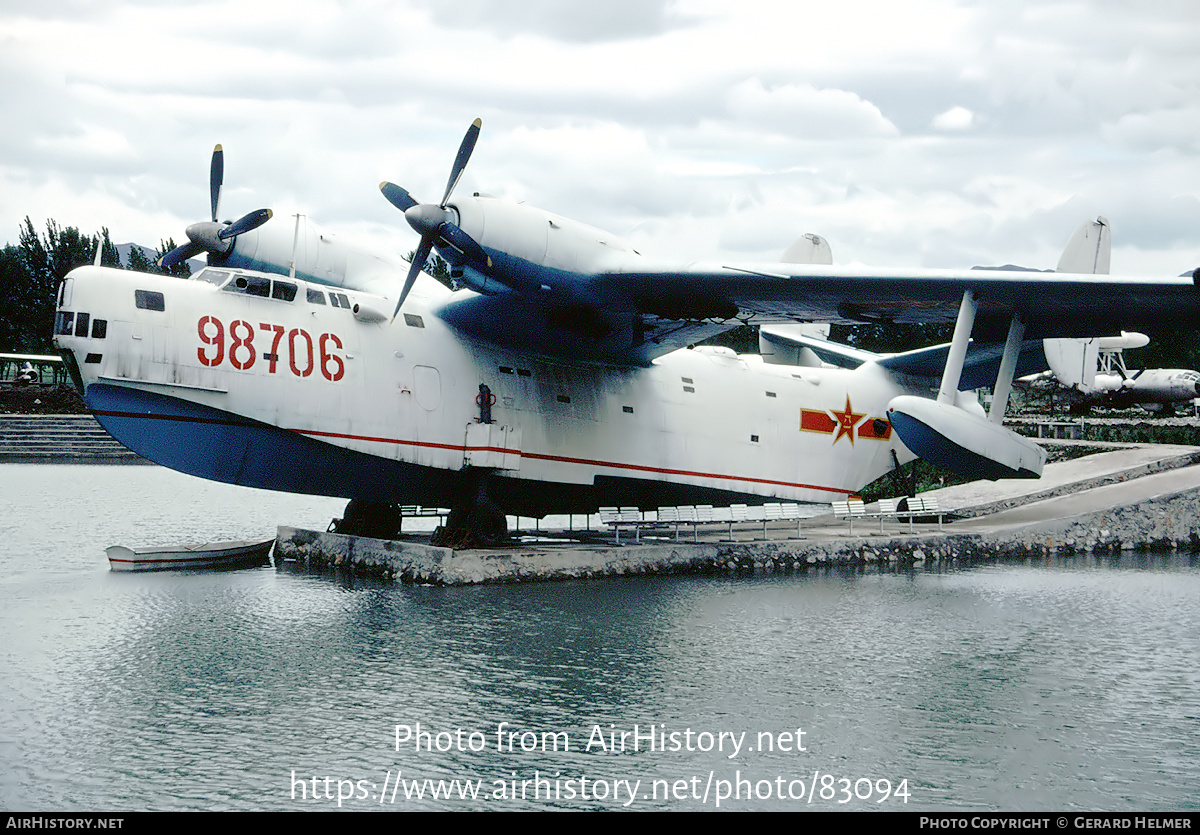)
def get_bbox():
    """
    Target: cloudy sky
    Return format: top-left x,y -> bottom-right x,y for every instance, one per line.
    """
2,0 -> 1199,277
